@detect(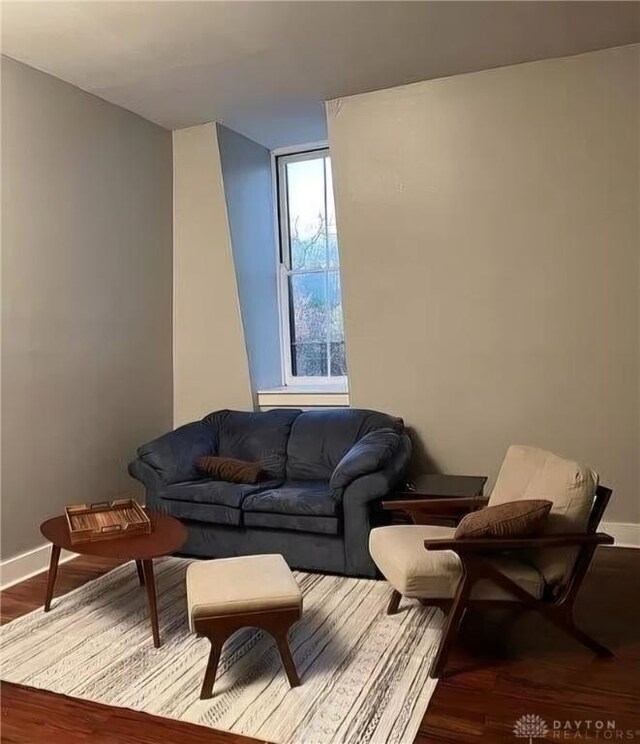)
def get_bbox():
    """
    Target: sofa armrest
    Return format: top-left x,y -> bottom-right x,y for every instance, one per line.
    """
341,432 -> 412,507
128,458 -> 164,490
340,433 -> 411,577
135,421 -> 216,485
330,428 -> 402,493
